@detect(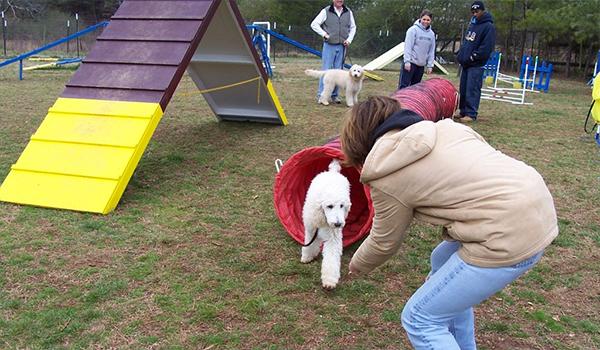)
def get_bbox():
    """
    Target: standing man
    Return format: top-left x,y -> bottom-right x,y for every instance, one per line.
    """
311,0 -> 357,104
455,1 -> 496,122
